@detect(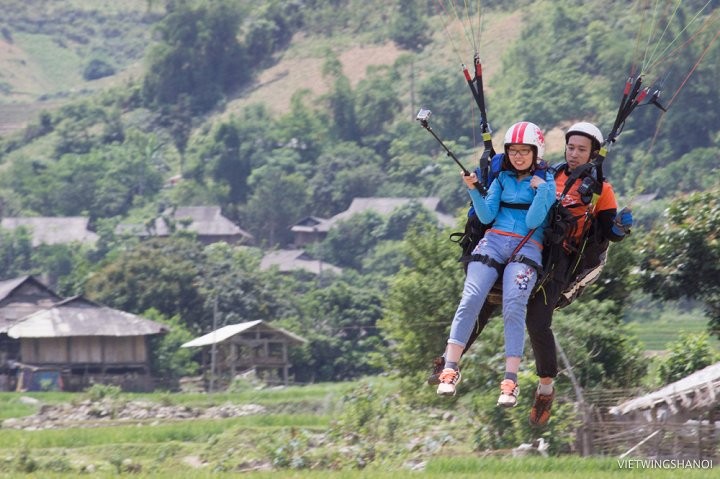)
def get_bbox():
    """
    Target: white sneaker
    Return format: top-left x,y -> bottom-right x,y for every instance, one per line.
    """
436,368 -> 461,396
497,379 -> 519,407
